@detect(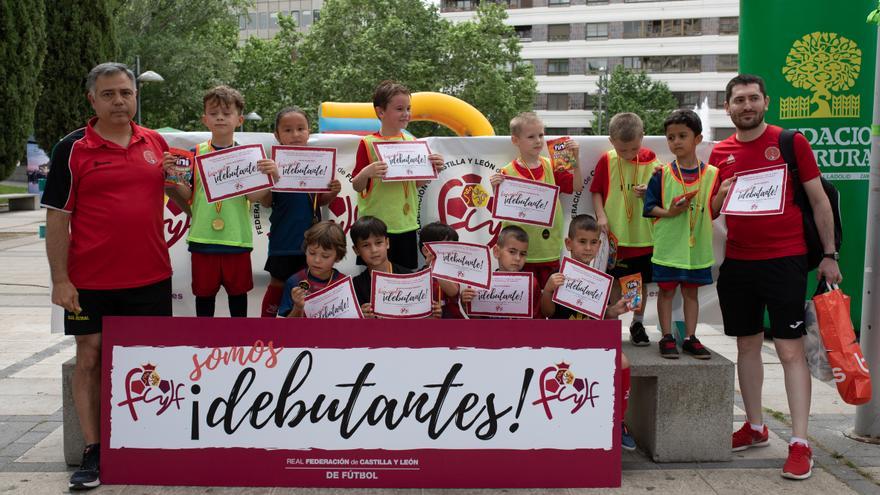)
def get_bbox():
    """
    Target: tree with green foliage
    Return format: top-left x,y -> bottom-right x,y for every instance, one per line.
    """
234,0 -> 536,136
33,0 -> 116,154
232,16 -> 303,133
114,0 -> 248,131
592,65 -> 678,136
0,0 -> 46,179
